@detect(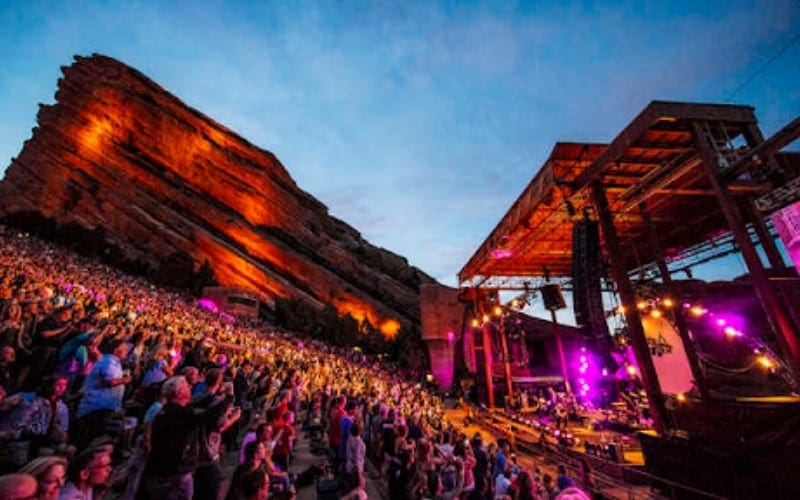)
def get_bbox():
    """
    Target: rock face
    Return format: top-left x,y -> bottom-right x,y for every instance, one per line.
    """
0,54 -> 434,336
